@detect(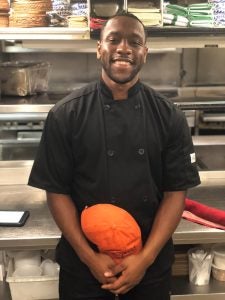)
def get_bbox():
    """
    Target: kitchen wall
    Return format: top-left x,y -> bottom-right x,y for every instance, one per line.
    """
2,47 -> 225,94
